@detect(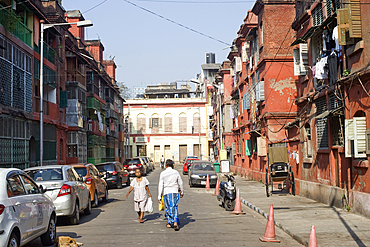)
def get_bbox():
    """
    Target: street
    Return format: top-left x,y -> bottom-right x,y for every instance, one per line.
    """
26,166 -> 301,247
